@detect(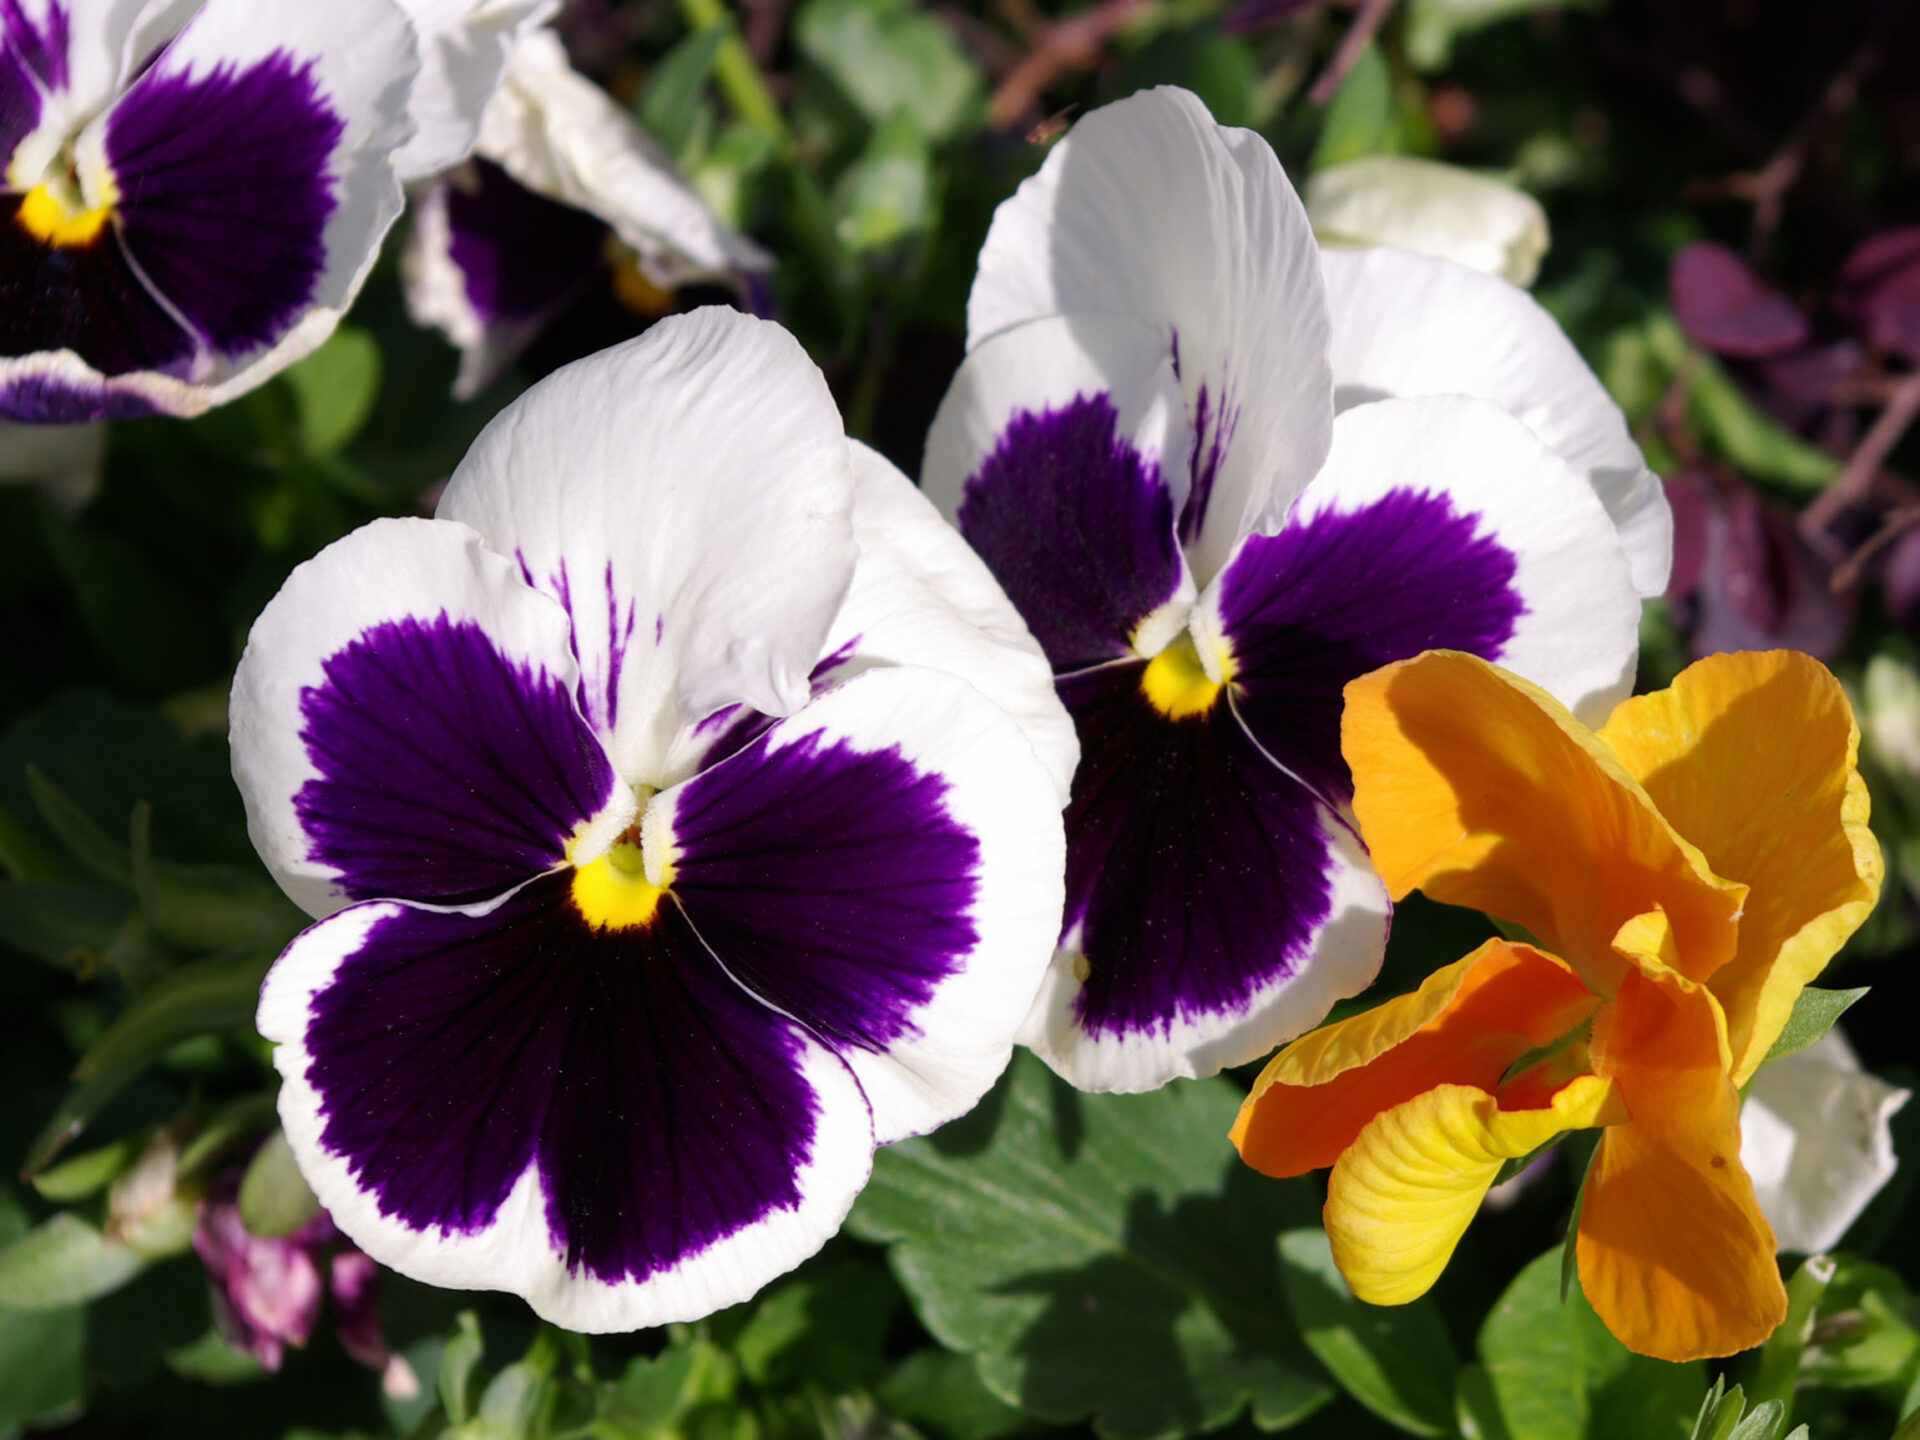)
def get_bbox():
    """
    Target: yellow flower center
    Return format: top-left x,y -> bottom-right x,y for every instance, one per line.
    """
1140,633 -> 1227,720
569,839 -> 674,931
16,156 -> 116,248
